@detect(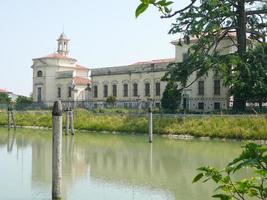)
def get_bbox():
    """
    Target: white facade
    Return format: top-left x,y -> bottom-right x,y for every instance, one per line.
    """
89,37 -> 236,112
91,59 -> 172,108
31,33 -> 90,106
